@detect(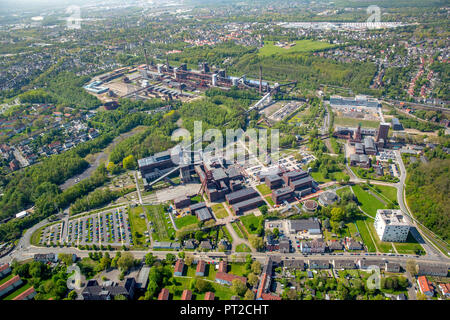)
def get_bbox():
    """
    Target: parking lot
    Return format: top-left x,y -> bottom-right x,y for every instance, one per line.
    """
39,222 -> 63,245
39,208 -> 133,247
